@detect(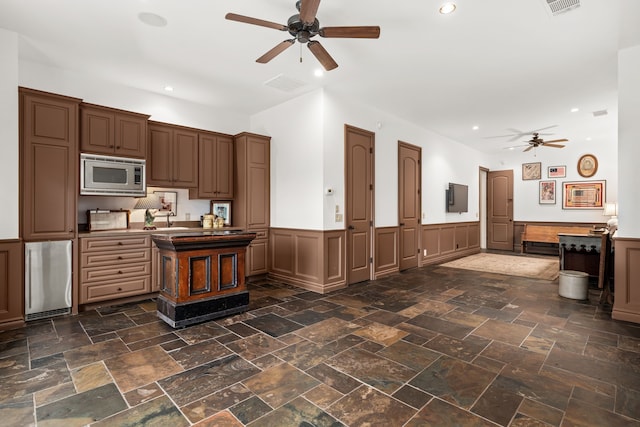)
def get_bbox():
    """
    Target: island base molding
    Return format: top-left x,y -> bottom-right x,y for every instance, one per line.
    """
157,291 -> 249,328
